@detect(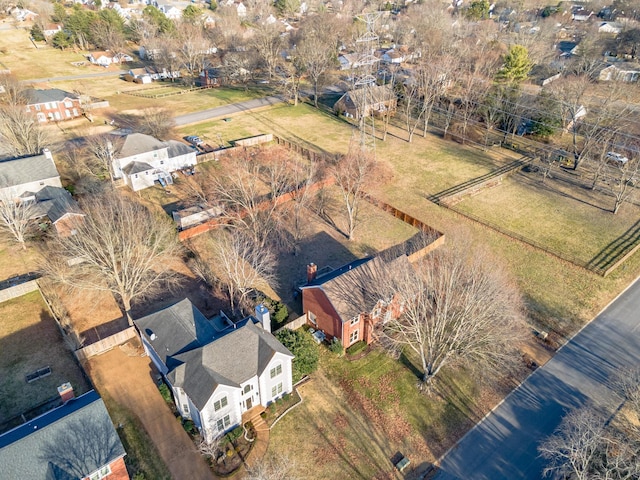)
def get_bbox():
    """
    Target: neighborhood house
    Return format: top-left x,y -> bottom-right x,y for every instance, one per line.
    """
135,299 -> 294,443
0,150 -> 84,236
25,88 -> 82,123
111,133 -> 198,191
0,389 -> 128,480
301,255 -> 410,346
